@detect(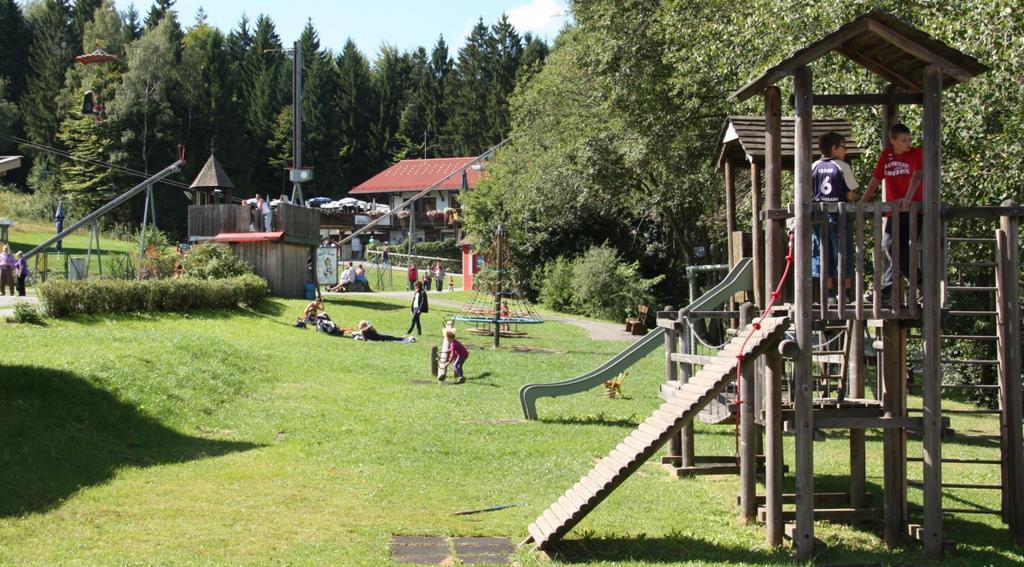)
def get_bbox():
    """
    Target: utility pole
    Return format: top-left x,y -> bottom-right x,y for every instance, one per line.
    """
289,40 -> 312,205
